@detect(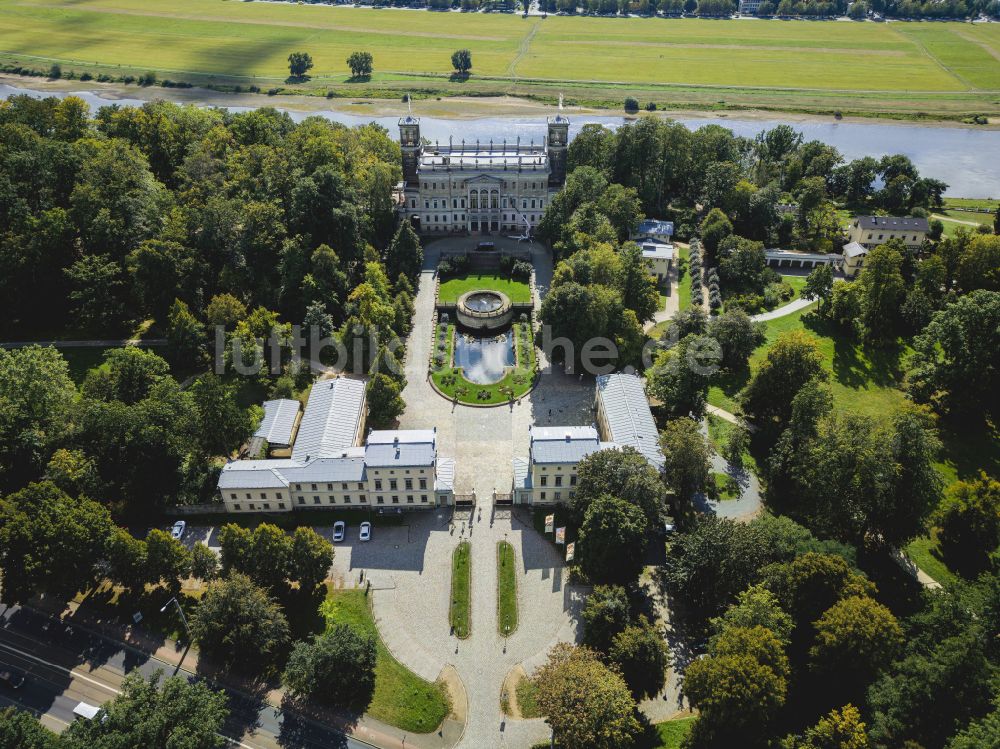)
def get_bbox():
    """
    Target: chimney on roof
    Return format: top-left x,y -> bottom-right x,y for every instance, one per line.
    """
565,432 -> 571,442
